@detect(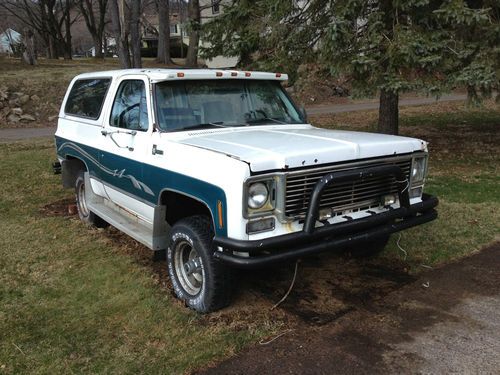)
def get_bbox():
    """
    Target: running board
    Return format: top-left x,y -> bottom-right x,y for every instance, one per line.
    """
84,173 -> 170,250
